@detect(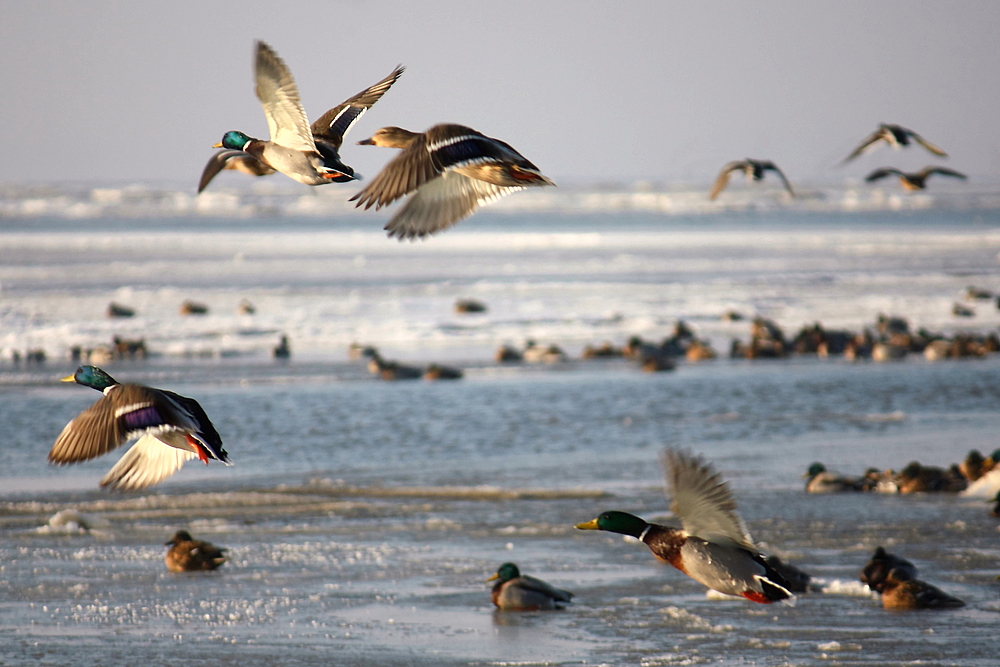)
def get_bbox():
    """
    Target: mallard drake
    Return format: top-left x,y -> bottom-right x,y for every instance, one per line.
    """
865,166 -> 966,191
211,41 -> 403,188
197,150 -> 276,193
843,124 -> 947,163
164,530 -> 228,572
350,124 -> 555,239
487,562 -> 573,610
708,159 -> 794,201
860,546 -> 919,593
803,462 -> 865,493
879,568 -> 965,610
49,366 -> 231,491
576,449 -> 792,603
